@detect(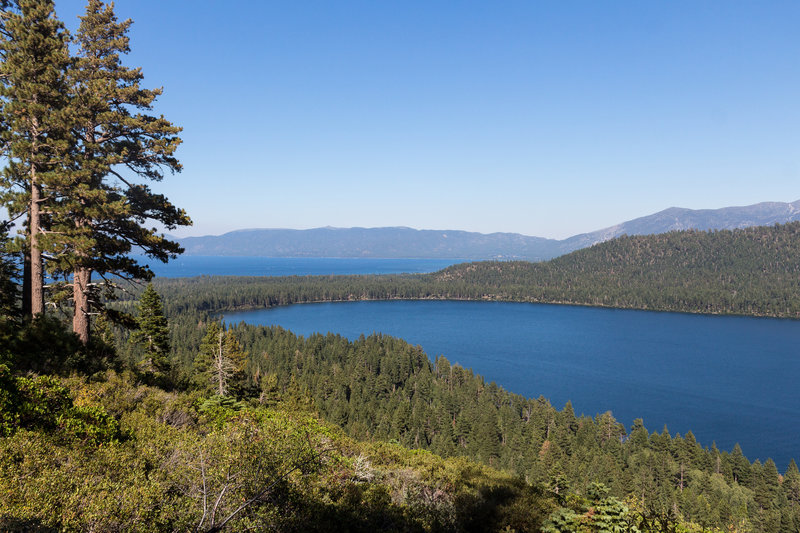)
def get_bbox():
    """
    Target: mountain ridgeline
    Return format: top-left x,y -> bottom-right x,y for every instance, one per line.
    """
155,222 -> 800,319
178,200 -> 800,260
179,226 -> 559,260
